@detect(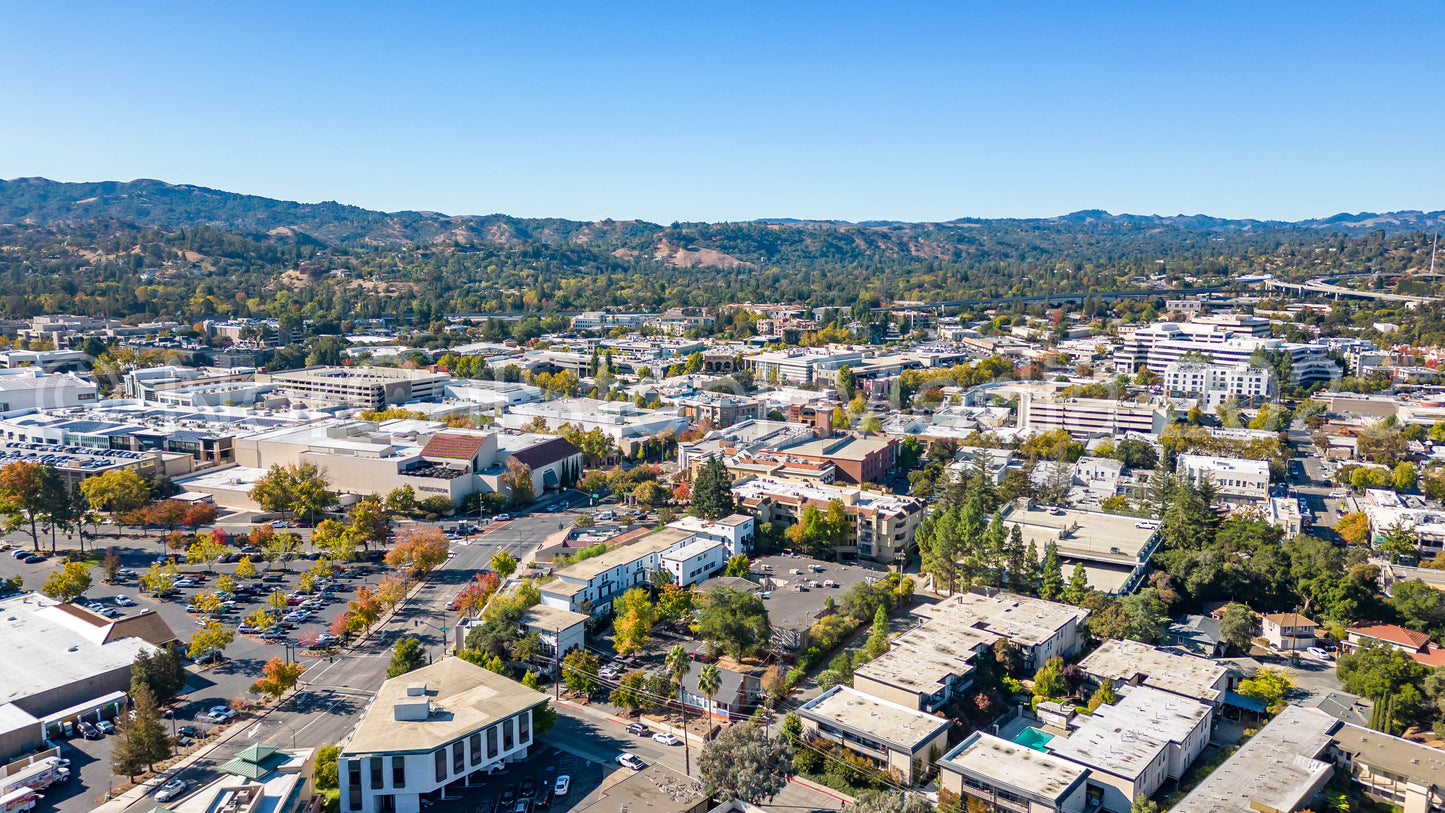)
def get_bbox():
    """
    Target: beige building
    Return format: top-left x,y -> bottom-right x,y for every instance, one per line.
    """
798,686 -> 951,785
731,476 -> 924,564
262,366 -> 449,410
1262,612 -> 1317,652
